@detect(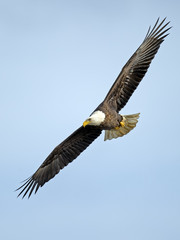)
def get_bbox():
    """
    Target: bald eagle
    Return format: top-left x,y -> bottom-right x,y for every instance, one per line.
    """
17,18 -> 170,198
